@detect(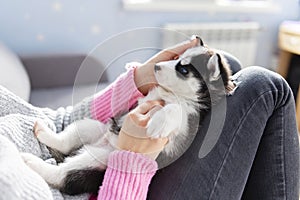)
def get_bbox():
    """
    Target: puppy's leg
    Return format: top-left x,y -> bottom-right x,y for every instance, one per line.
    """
59,145 -> 113,194
146,104 -> 183,138
21,144 -> 112,194
35,119 -> 108,154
